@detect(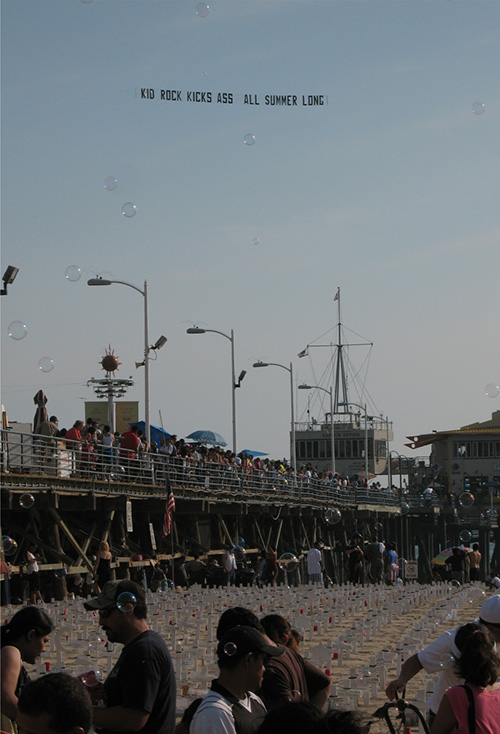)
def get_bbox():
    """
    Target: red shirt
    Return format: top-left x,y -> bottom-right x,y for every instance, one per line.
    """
120,430 -> 140,458
65,427 -> 82,447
